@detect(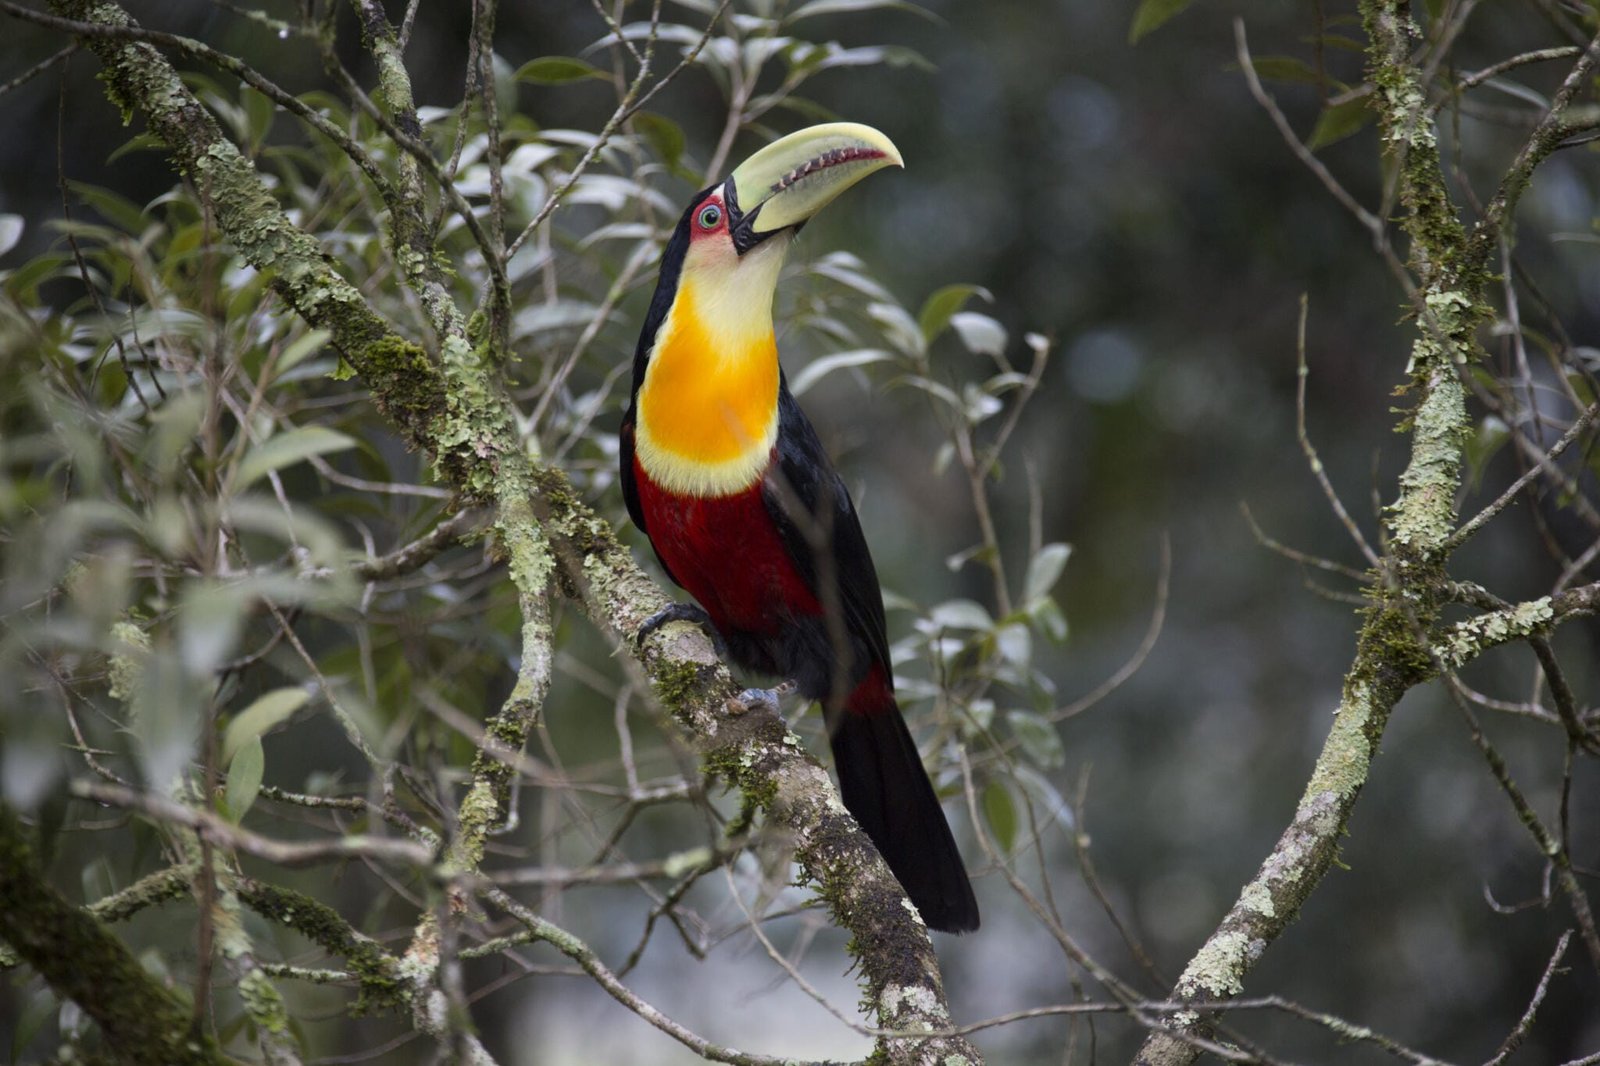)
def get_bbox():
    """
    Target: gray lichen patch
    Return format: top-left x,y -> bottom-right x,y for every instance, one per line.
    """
1301,683 -> 1376,802
1389,363 -> 1469,553
1177,930 -> 1253,998
1443,596 -> 1554,666
108,619 -> 150,701
1237,880 -> 1276,920
878,982 -> 942,1027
